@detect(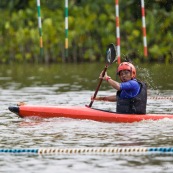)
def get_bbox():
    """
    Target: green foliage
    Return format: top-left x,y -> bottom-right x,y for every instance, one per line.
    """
0,0 -> 173,63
